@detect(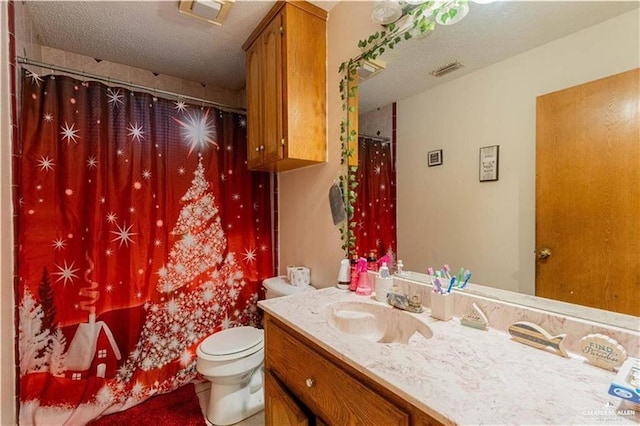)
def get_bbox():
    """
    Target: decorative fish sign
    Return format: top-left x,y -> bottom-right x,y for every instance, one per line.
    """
508,321 -> 568,357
